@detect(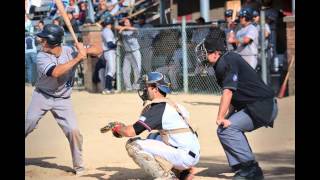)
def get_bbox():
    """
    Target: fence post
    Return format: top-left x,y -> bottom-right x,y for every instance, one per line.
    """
181,16 -> 188,93
81,24 -> 102,92
260,9 -> 267,84
115,20 -> 121,92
